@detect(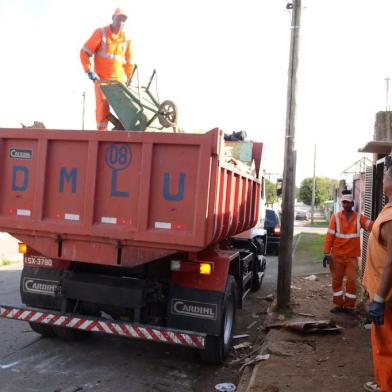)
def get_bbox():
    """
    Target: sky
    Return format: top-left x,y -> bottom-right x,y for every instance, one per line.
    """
0,0 -> 391,185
